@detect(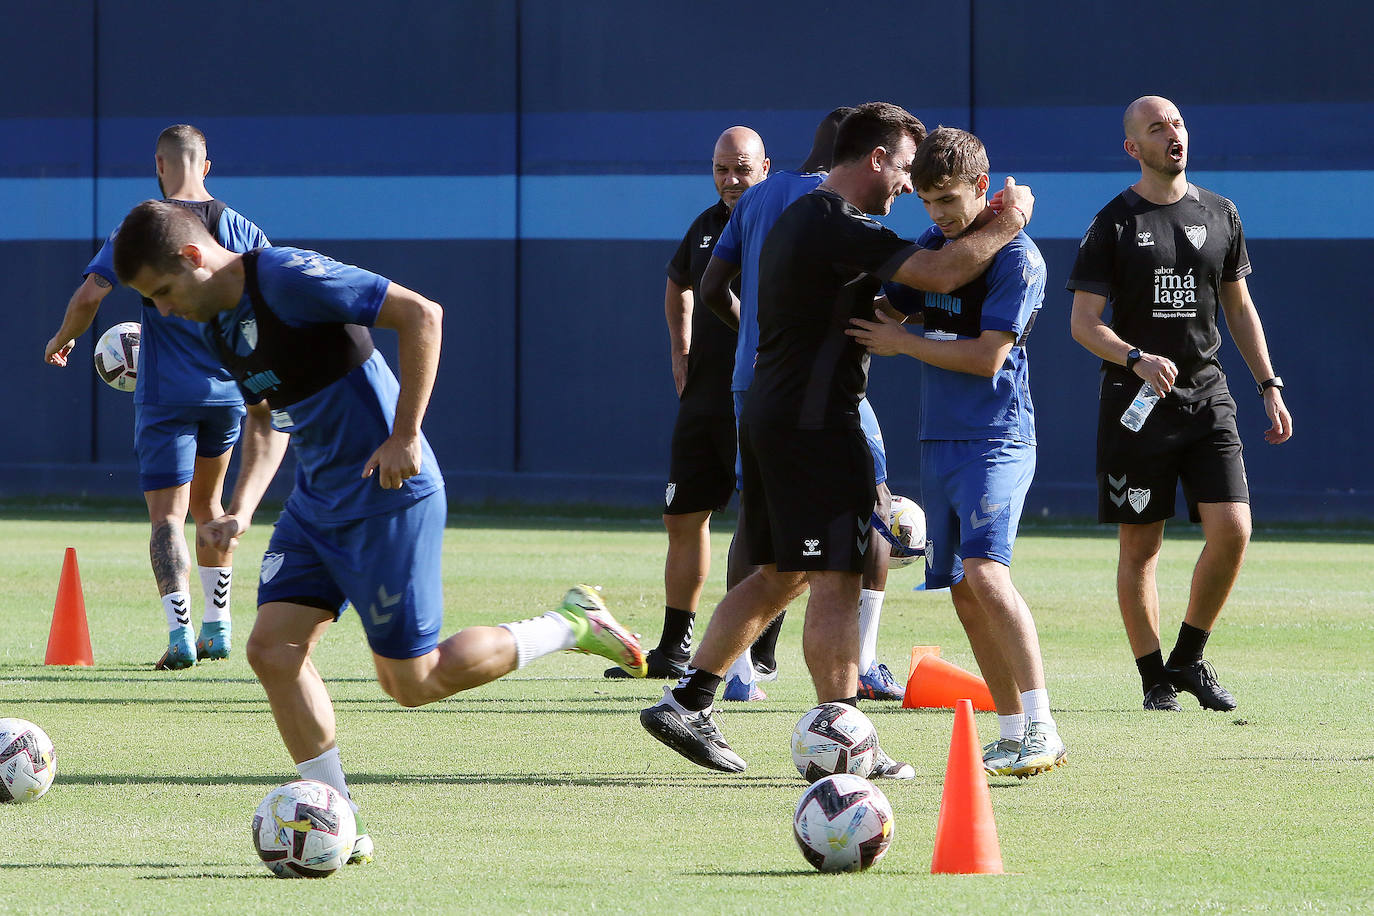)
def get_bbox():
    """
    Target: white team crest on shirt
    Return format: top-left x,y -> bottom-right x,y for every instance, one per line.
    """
665,483 -> 676,507
239,318 -> 258,350
1184,225 -> 1207,249
1128,488 -> 1152,514
260,552 -> 285,583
